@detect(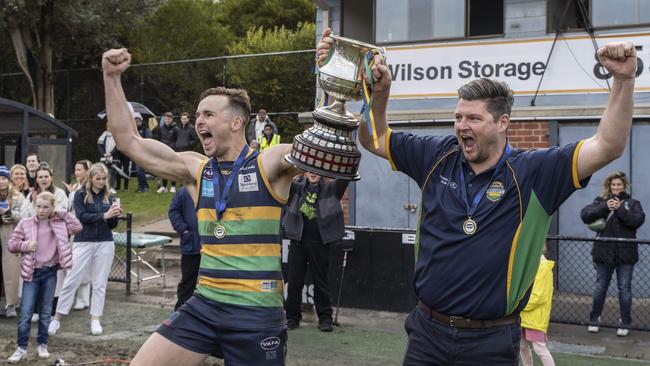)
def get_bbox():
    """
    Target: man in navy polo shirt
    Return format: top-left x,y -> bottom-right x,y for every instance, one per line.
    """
317,29 -> 637,365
